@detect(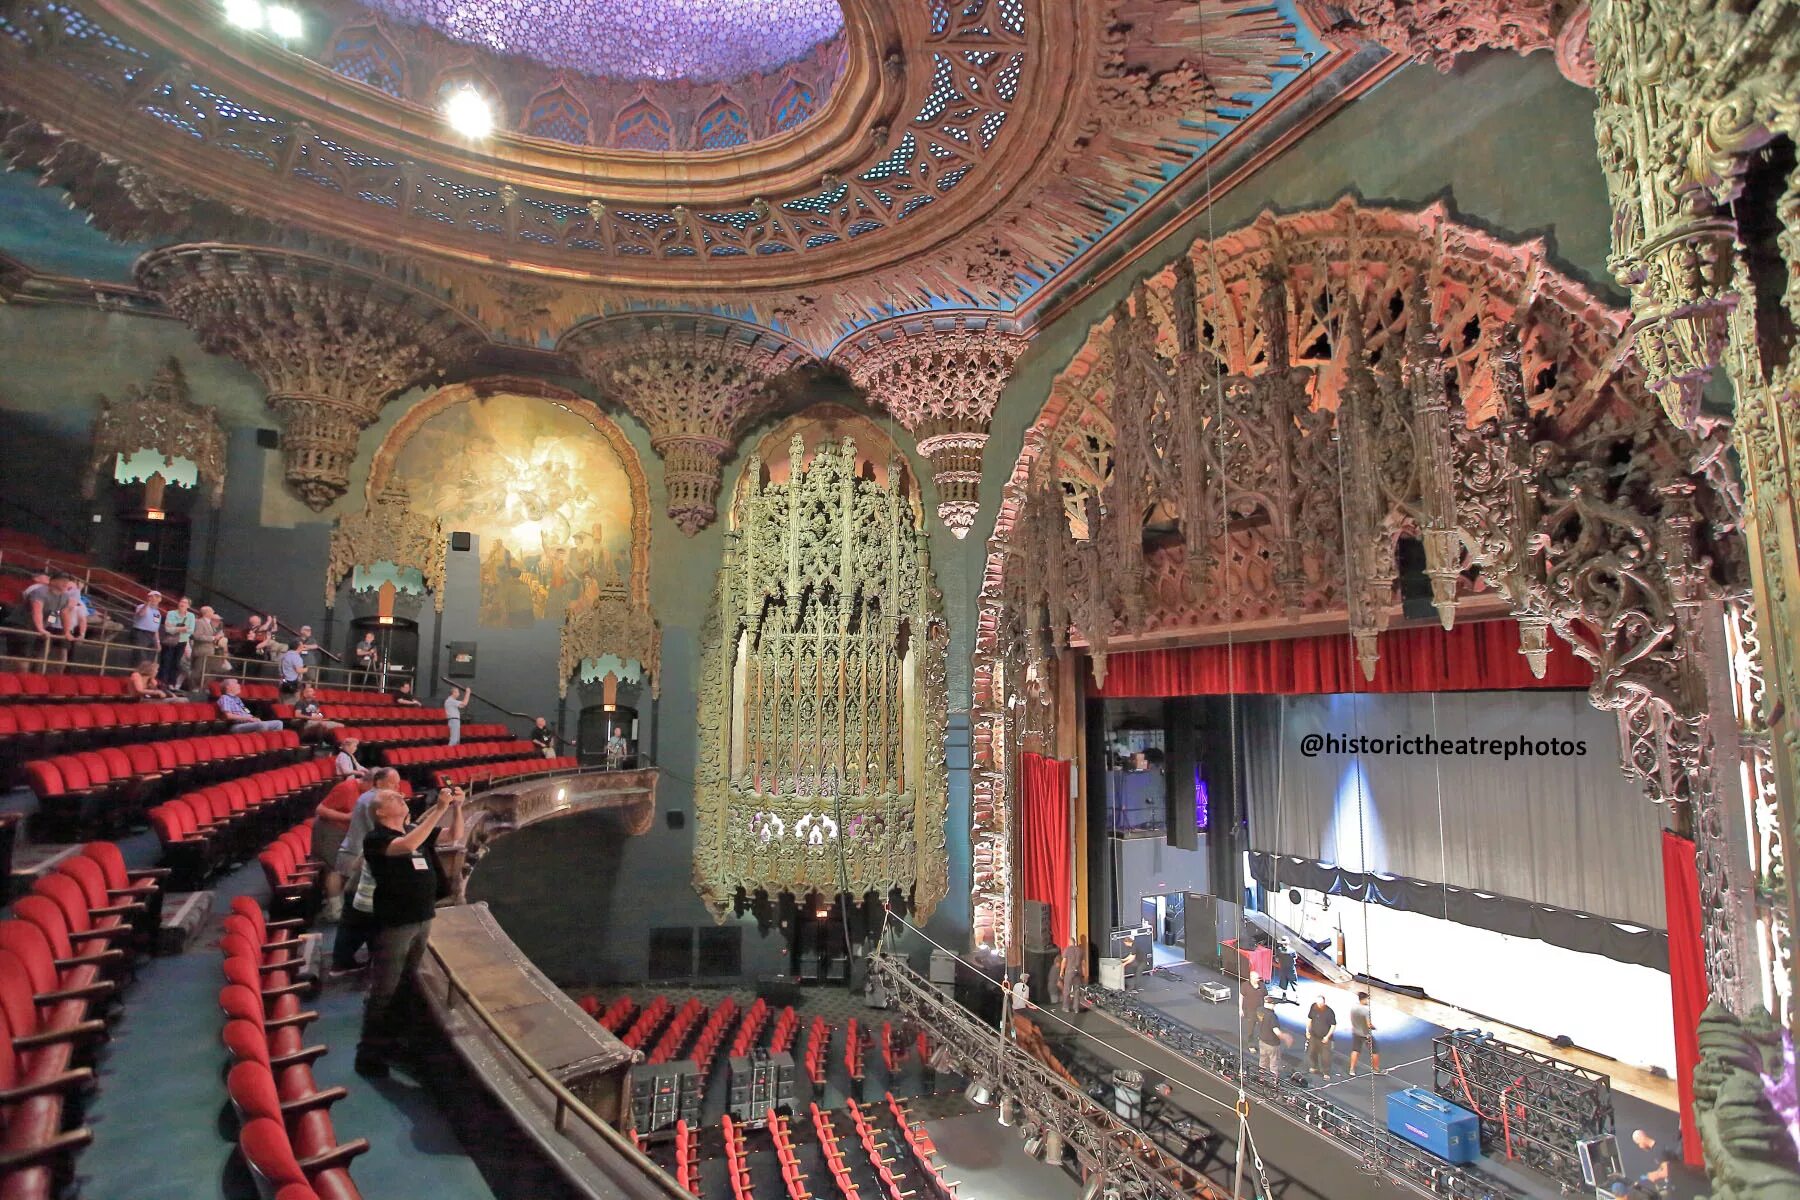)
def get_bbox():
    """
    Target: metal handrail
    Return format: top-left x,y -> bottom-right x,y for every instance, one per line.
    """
425,939 -> 689,1200
0,634 -> 165,677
